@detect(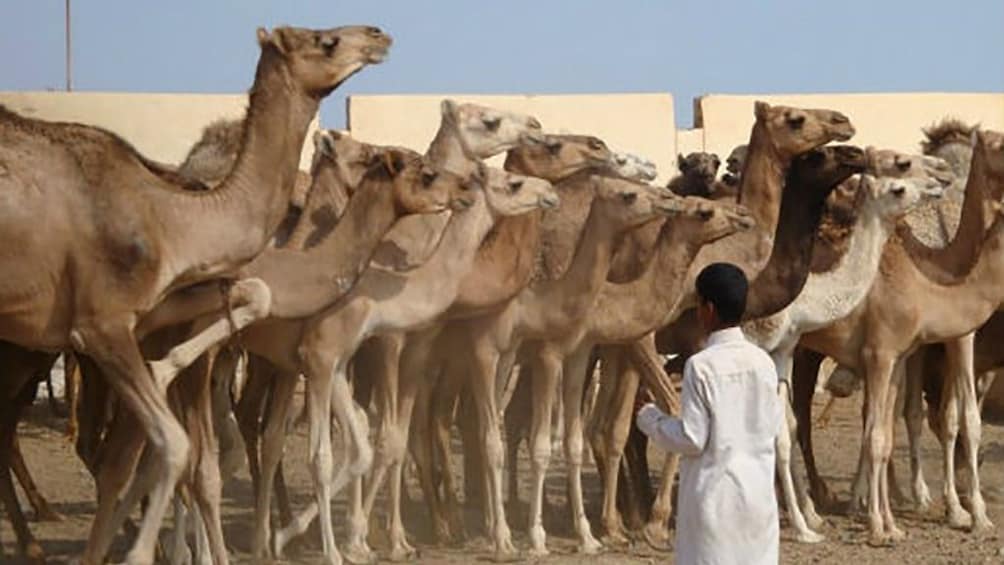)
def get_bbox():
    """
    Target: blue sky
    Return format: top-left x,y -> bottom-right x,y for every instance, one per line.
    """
2,1 -> 1002,129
